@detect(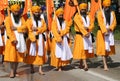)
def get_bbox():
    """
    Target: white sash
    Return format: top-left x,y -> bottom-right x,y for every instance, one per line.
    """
102,10 -> 114,52
55,18 -> 72,61
0,30 -> 3,46
81,16 -> 93,53
29,17 -> 43,56
11,13 -> 26,53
